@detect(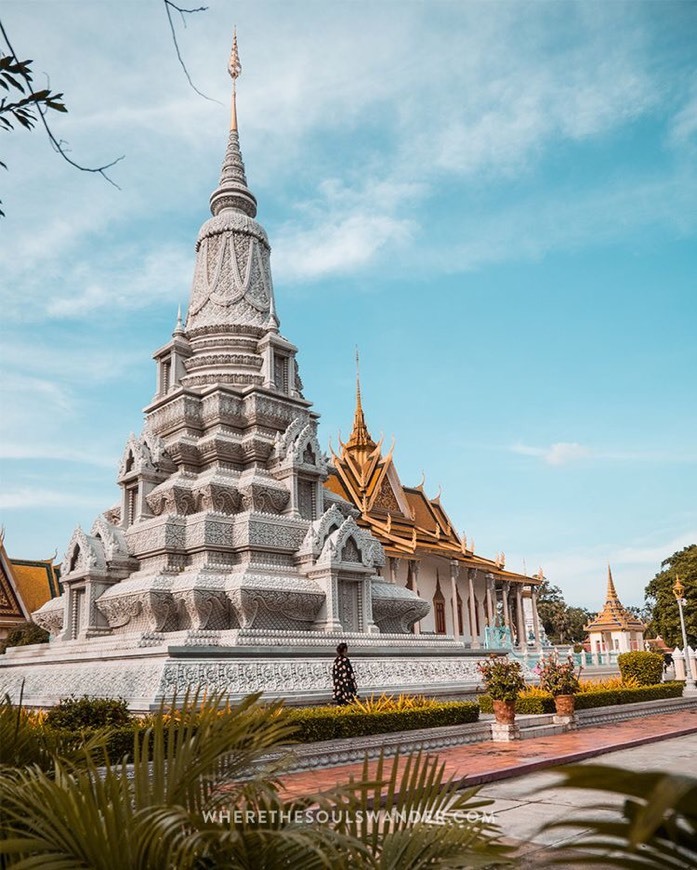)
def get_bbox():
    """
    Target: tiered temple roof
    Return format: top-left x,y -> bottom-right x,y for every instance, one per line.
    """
325,372 -> 540,585
585,566 -> 645,632
0,536 -> 61,627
